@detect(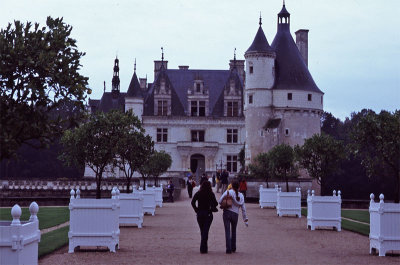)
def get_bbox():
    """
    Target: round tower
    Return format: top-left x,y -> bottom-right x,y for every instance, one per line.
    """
244,16 -> 276,166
